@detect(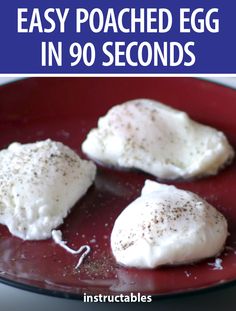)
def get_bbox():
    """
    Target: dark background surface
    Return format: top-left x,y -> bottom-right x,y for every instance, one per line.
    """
0,282 -> 235,310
